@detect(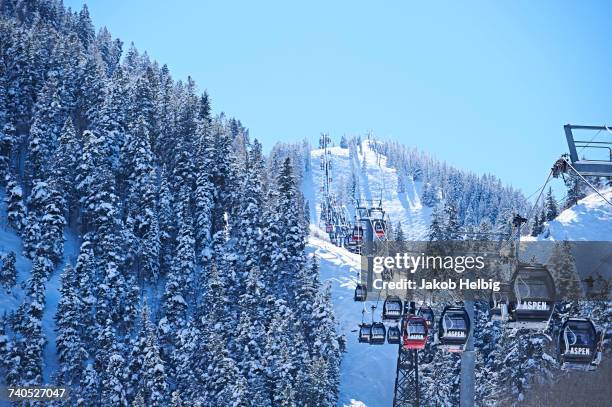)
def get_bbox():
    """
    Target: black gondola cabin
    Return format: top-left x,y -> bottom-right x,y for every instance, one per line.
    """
508,264 -> 555,330
438,306 -> 470,352
354,284 -> 367,302
382,296 -> 403,321
558,318 -> 601,371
